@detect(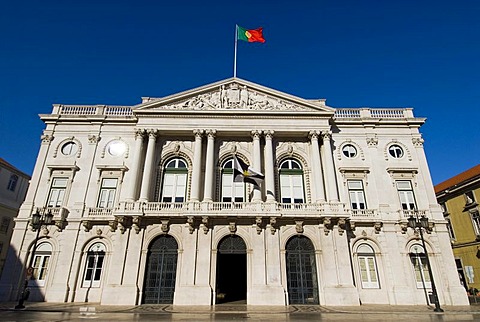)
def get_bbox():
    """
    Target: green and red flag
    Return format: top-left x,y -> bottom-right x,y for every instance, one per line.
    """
237,26 -> 266,43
